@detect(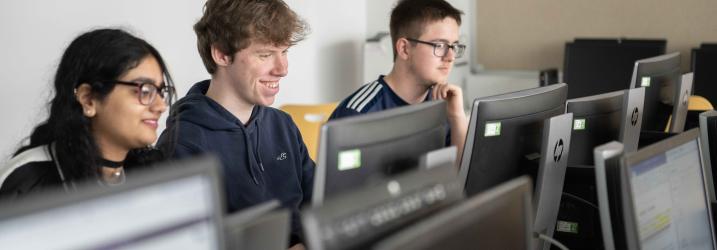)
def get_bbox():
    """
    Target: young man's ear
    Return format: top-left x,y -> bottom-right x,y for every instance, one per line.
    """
75,83 -> 97,118
395,38 -> 412,61
211,44 -> 233,66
